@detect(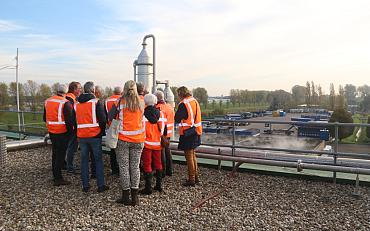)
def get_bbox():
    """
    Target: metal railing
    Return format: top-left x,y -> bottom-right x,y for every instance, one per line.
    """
171,118 -> 370,185
2,110 -> 370,186
0,110 -> 47,138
